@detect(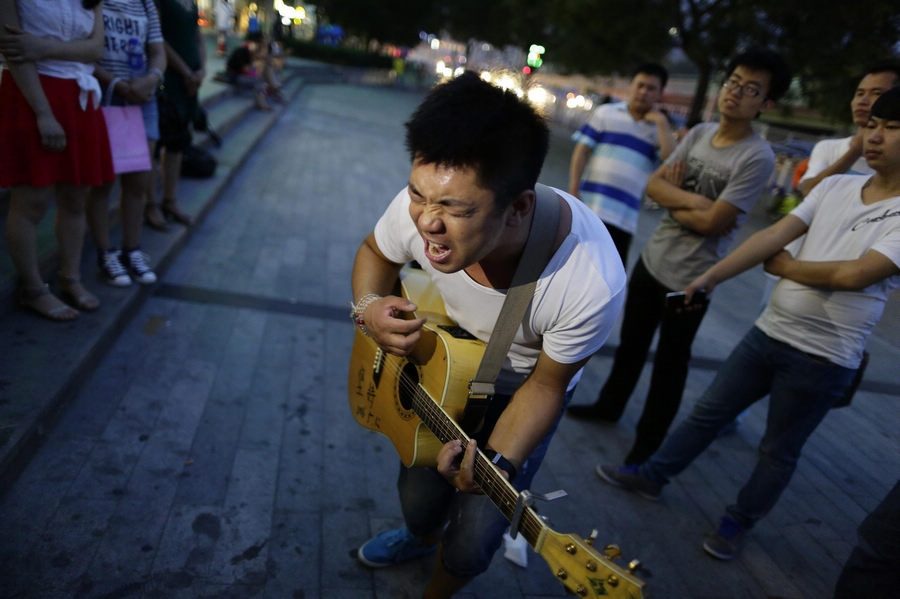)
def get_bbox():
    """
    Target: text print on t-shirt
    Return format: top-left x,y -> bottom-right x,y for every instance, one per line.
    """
103,15 -> 145,68
851,207 -> 900,231
682,156 -> 730,200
